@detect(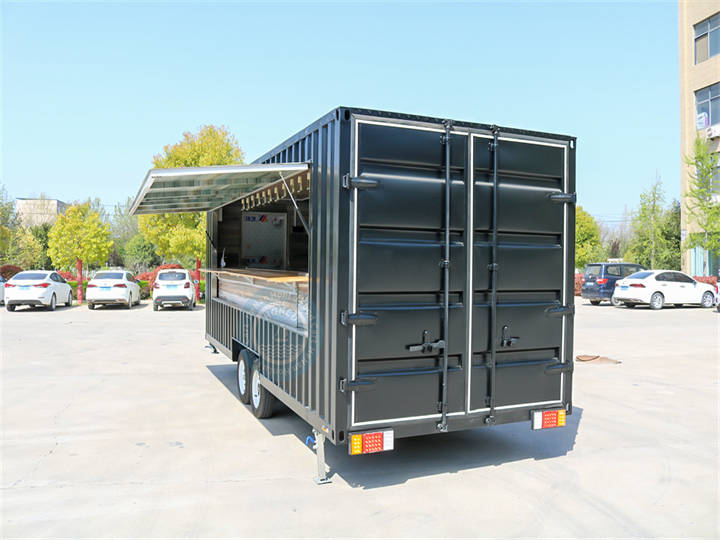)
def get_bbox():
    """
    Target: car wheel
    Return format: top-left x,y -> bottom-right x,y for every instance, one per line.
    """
65,292 -> 72,307
153,302 -> 158,312
701,292 -> 714,308
236,350 -> 252,404
624,302 -> 636,308
650,292 -> 664,310
6,304 -> 15,312
126,295 -> 132,309
610,296 -> 622,307
48,294 -> 56,311
88,302 -> 95,310
250,364 -> 275,419
590,300 -> 601,306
